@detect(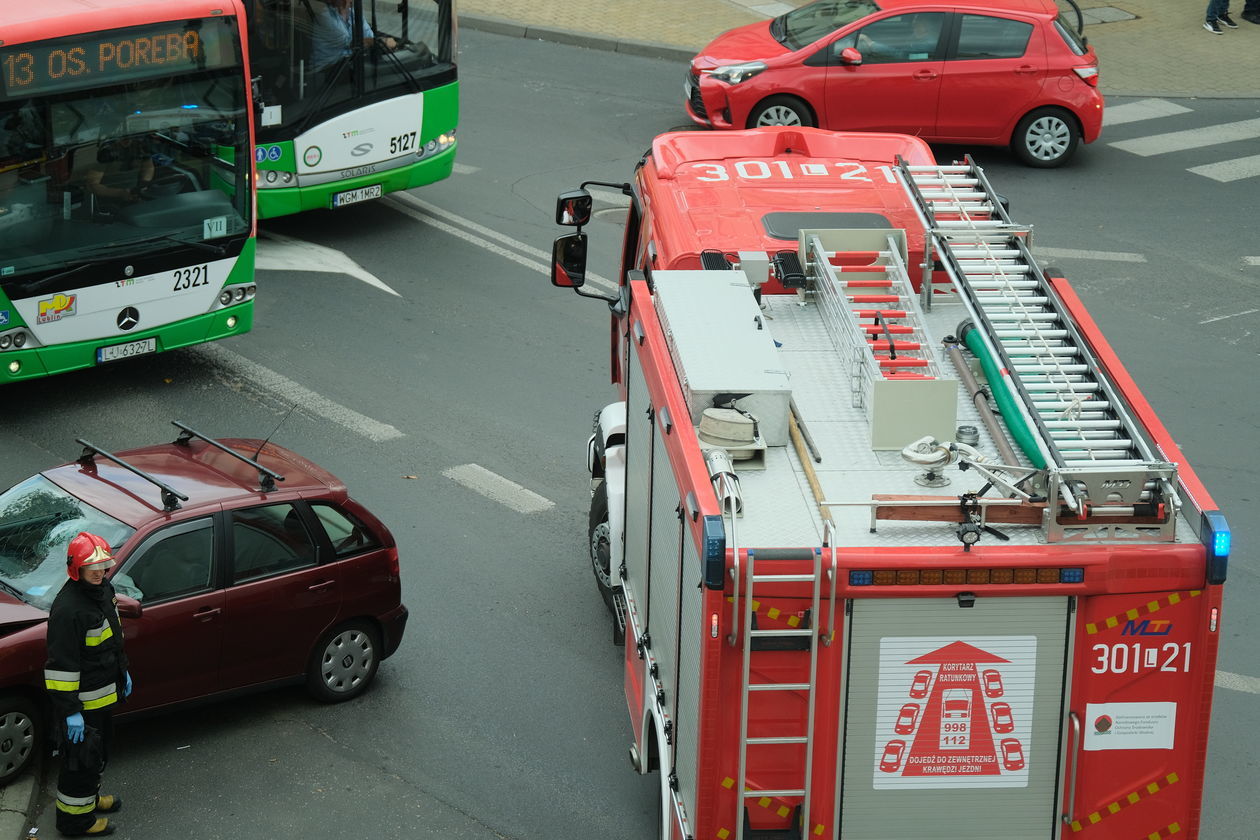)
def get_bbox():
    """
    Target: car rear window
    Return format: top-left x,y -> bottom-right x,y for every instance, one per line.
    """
1053,17 -> 1088,56
0,475 -> 135,609
956,15 -> 1033,60
311,503 -> 382,557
